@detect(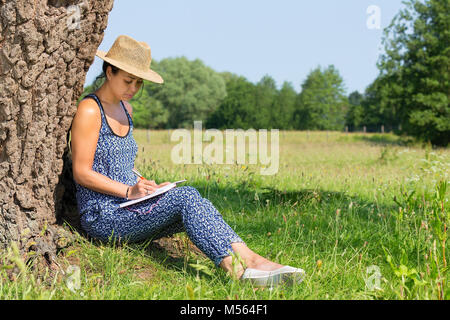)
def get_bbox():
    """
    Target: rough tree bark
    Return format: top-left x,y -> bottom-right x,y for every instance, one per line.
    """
0,0 -> 114,267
